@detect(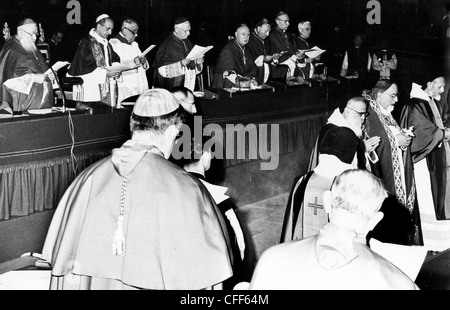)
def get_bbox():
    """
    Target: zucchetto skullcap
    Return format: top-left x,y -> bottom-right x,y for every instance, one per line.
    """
133,88 -> 180,117
174,16 -> 189,25
96,14 -> 110,23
